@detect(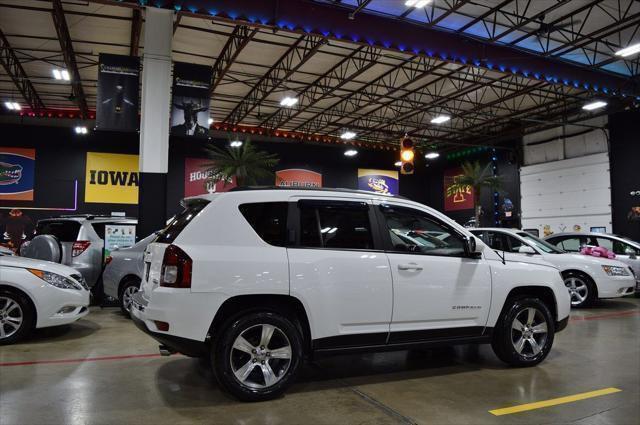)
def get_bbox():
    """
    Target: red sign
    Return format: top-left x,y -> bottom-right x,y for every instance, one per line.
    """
184,158 -> 236,197
275,169 -> 322,188
444,167 -> 474,211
